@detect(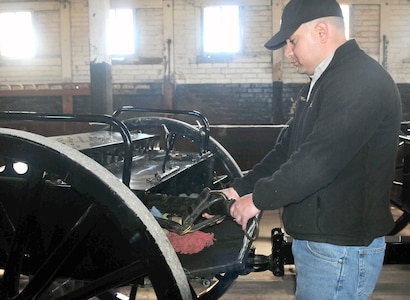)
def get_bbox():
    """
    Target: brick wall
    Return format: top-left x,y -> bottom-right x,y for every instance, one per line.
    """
352,4 -> 380,60
172,0 -> 273,85
174,83 -> 274,124
380,2 -> 410,82
71,0 -> 91,82
0,0 -> 410,124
